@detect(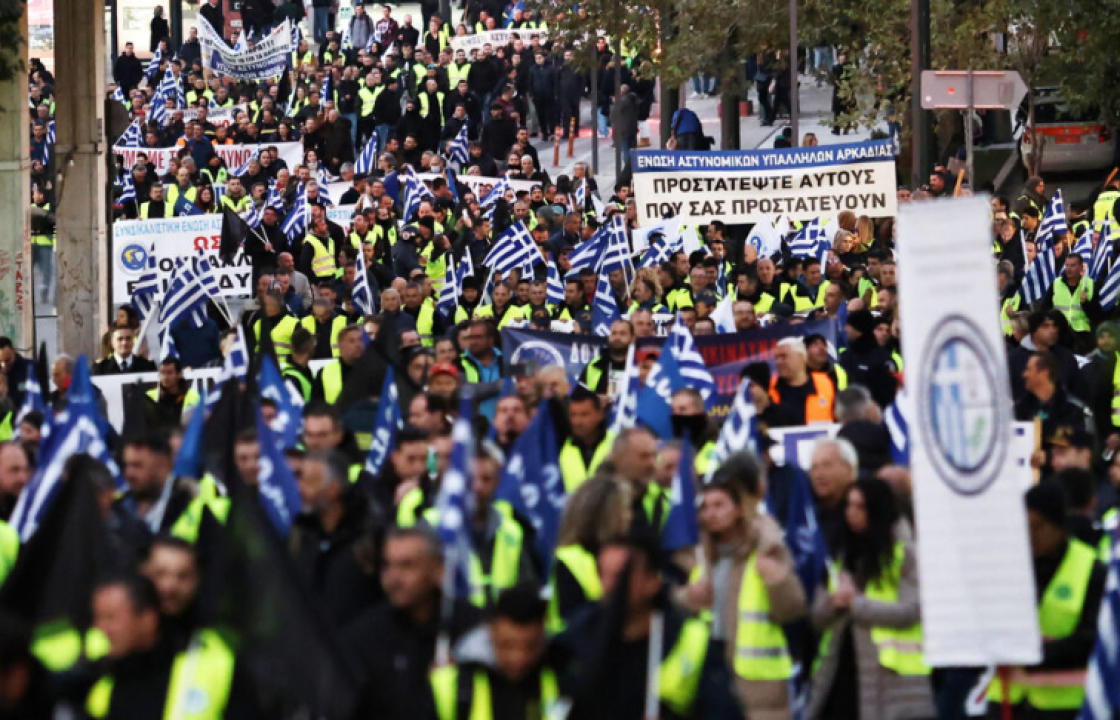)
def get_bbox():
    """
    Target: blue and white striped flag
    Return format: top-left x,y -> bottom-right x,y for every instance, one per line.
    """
1039,189 -> 1069,242
159,258 -> 217,330
232,147 -> 261,178
448,121 -> 469,165
634,312 -> 714,439
591,275 -> 619,336
480,176 -> 511,208
265,185 -> 286,213
884,388 -> 910,465
46,120 -> 56,145
666,313 -> 716,404
1090,223 -> 1114,283
205,326 -> 250,413
609,344 -> 639,432
1020,241 -> 1058,305
364,365 -> 404,475
1098,254 -> 1120,311
352,245 -> 375,315
435,395 -> 478,601
149,89 -> 169,126
282,194 -> 309,243
355,133 -> 378,175
13,363 -> 47,439
566,229 -> 605,274
483,222 -> 537,274
131,241 -> 160,322
706,378 -> 759,479
254,404 -> 303,537
546,261 -> 565,305
159,329 -> 179,362
244,202 -> 264,229
117,173 -> 138,206
10,356 -> 122,541
111,85 -> 128,105
600,214 -> 632,275
437,257 -> 469,318
1079,534 -> 1120,720
573,179 -> 587,211
116,118 -> 145,148
1073,228 -> 1094,265
159,66 -> 184,108
639,229 -> 681,268
402,171 -> 432,221
146,46 -> 163,80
